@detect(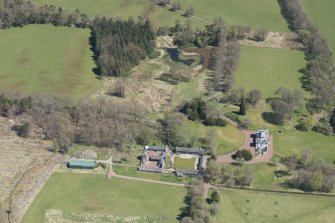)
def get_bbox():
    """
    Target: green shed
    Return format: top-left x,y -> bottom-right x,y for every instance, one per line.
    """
68,160 -> 96,169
